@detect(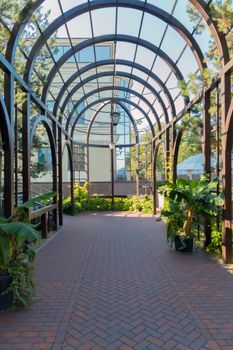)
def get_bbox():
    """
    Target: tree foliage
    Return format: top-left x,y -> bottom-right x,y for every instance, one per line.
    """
0,1 -> 57,179
183,0 -> 233,96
